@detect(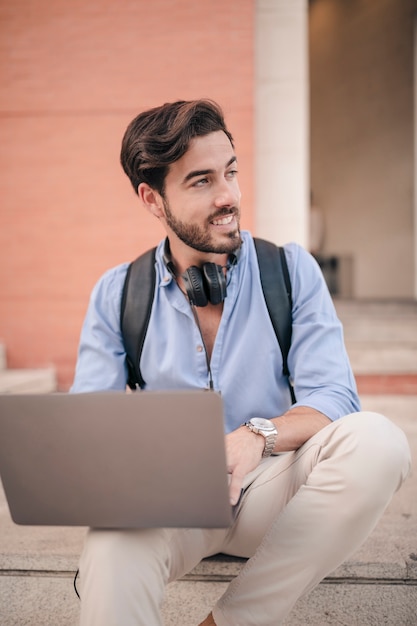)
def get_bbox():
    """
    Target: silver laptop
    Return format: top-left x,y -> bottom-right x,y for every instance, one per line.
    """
0,390 -> 232,528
